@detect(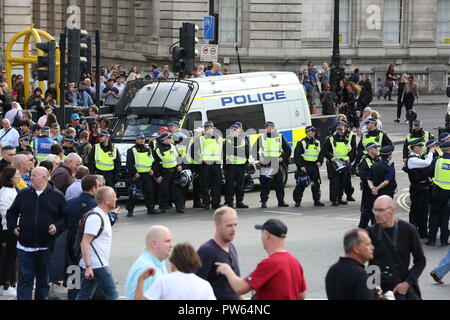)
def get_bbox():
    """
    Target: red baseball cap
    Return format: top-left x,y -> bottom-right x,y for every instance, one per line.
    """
159,126 -> 170,132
